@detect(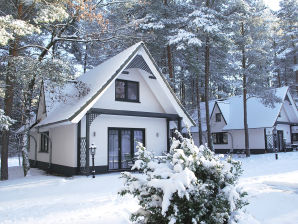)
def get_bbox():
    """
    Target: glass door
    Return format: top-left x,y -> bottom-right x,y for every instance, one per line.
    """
108,128 -> 145,170
121,130 -> 131,169
108,129 -> 119,170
